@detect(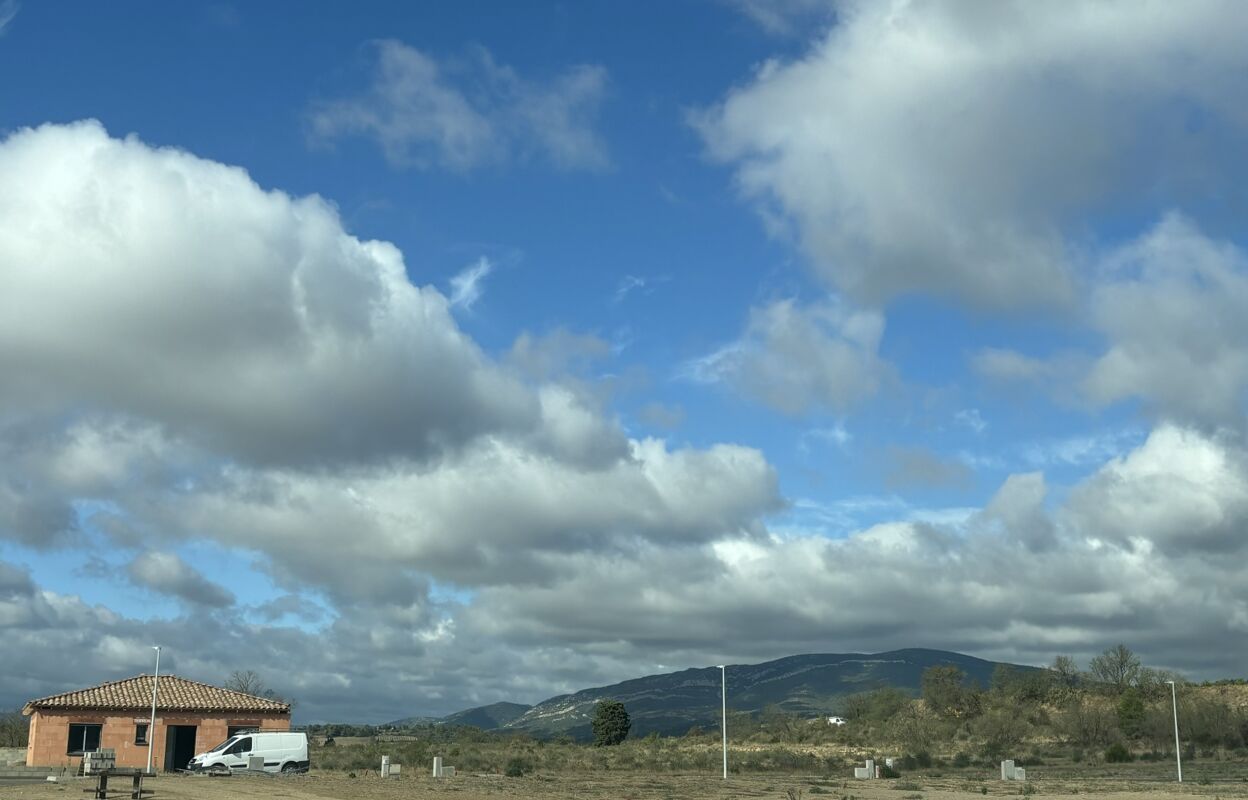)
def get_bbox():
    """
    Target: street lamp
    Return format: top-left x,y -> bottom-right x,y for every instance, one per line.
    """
146,647 -> 161,774
717,665 -> 727,780
1166,680 -> 1182,783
